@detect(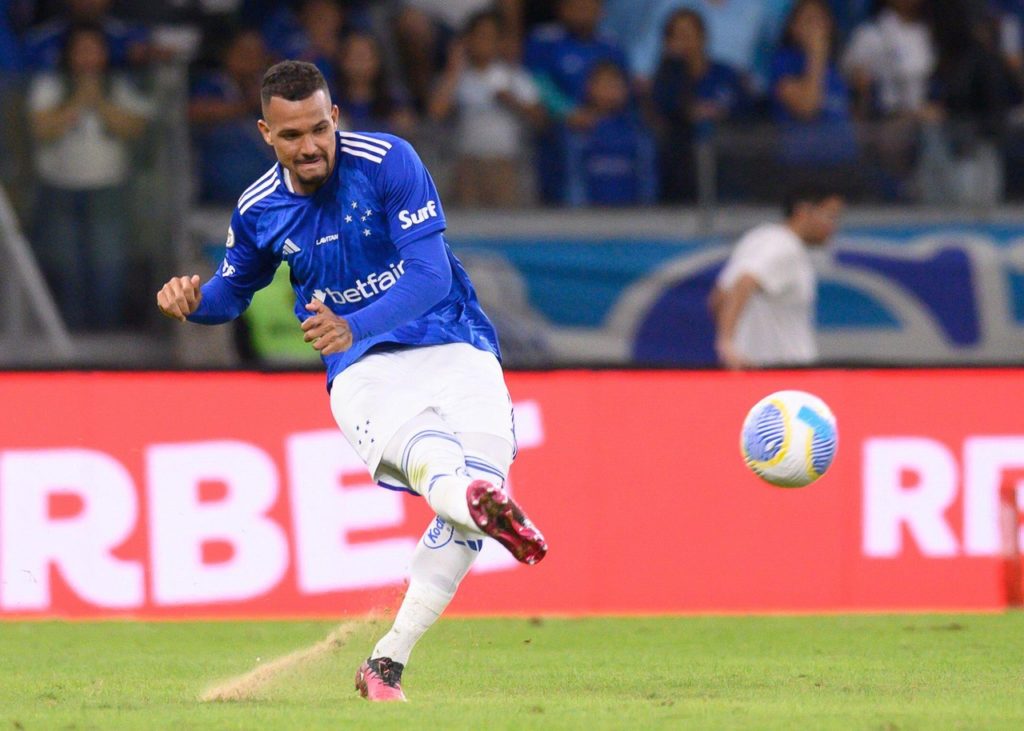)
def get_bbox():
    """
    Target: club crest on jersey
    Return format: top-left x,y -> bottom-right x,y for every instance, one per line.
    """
398,200 -> 438,230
